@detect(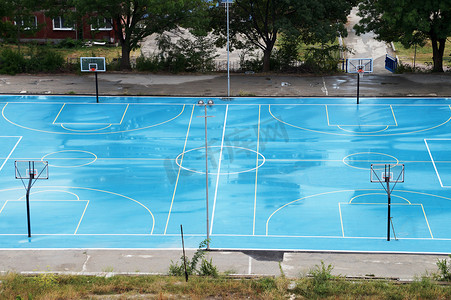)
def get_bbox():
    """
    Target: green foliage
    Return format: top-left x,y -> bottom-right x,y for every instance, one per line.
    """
137,33 -> 218,73
355,0 -> 451,72
209,0 -> 356,72
74,0 -> 211,70
434,255 -> 451,281
302,44 -> 344,73
0,46 -> 65,74
169,239 -> 217,277
309,261 -> 335,296
0,48 -> 26,74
